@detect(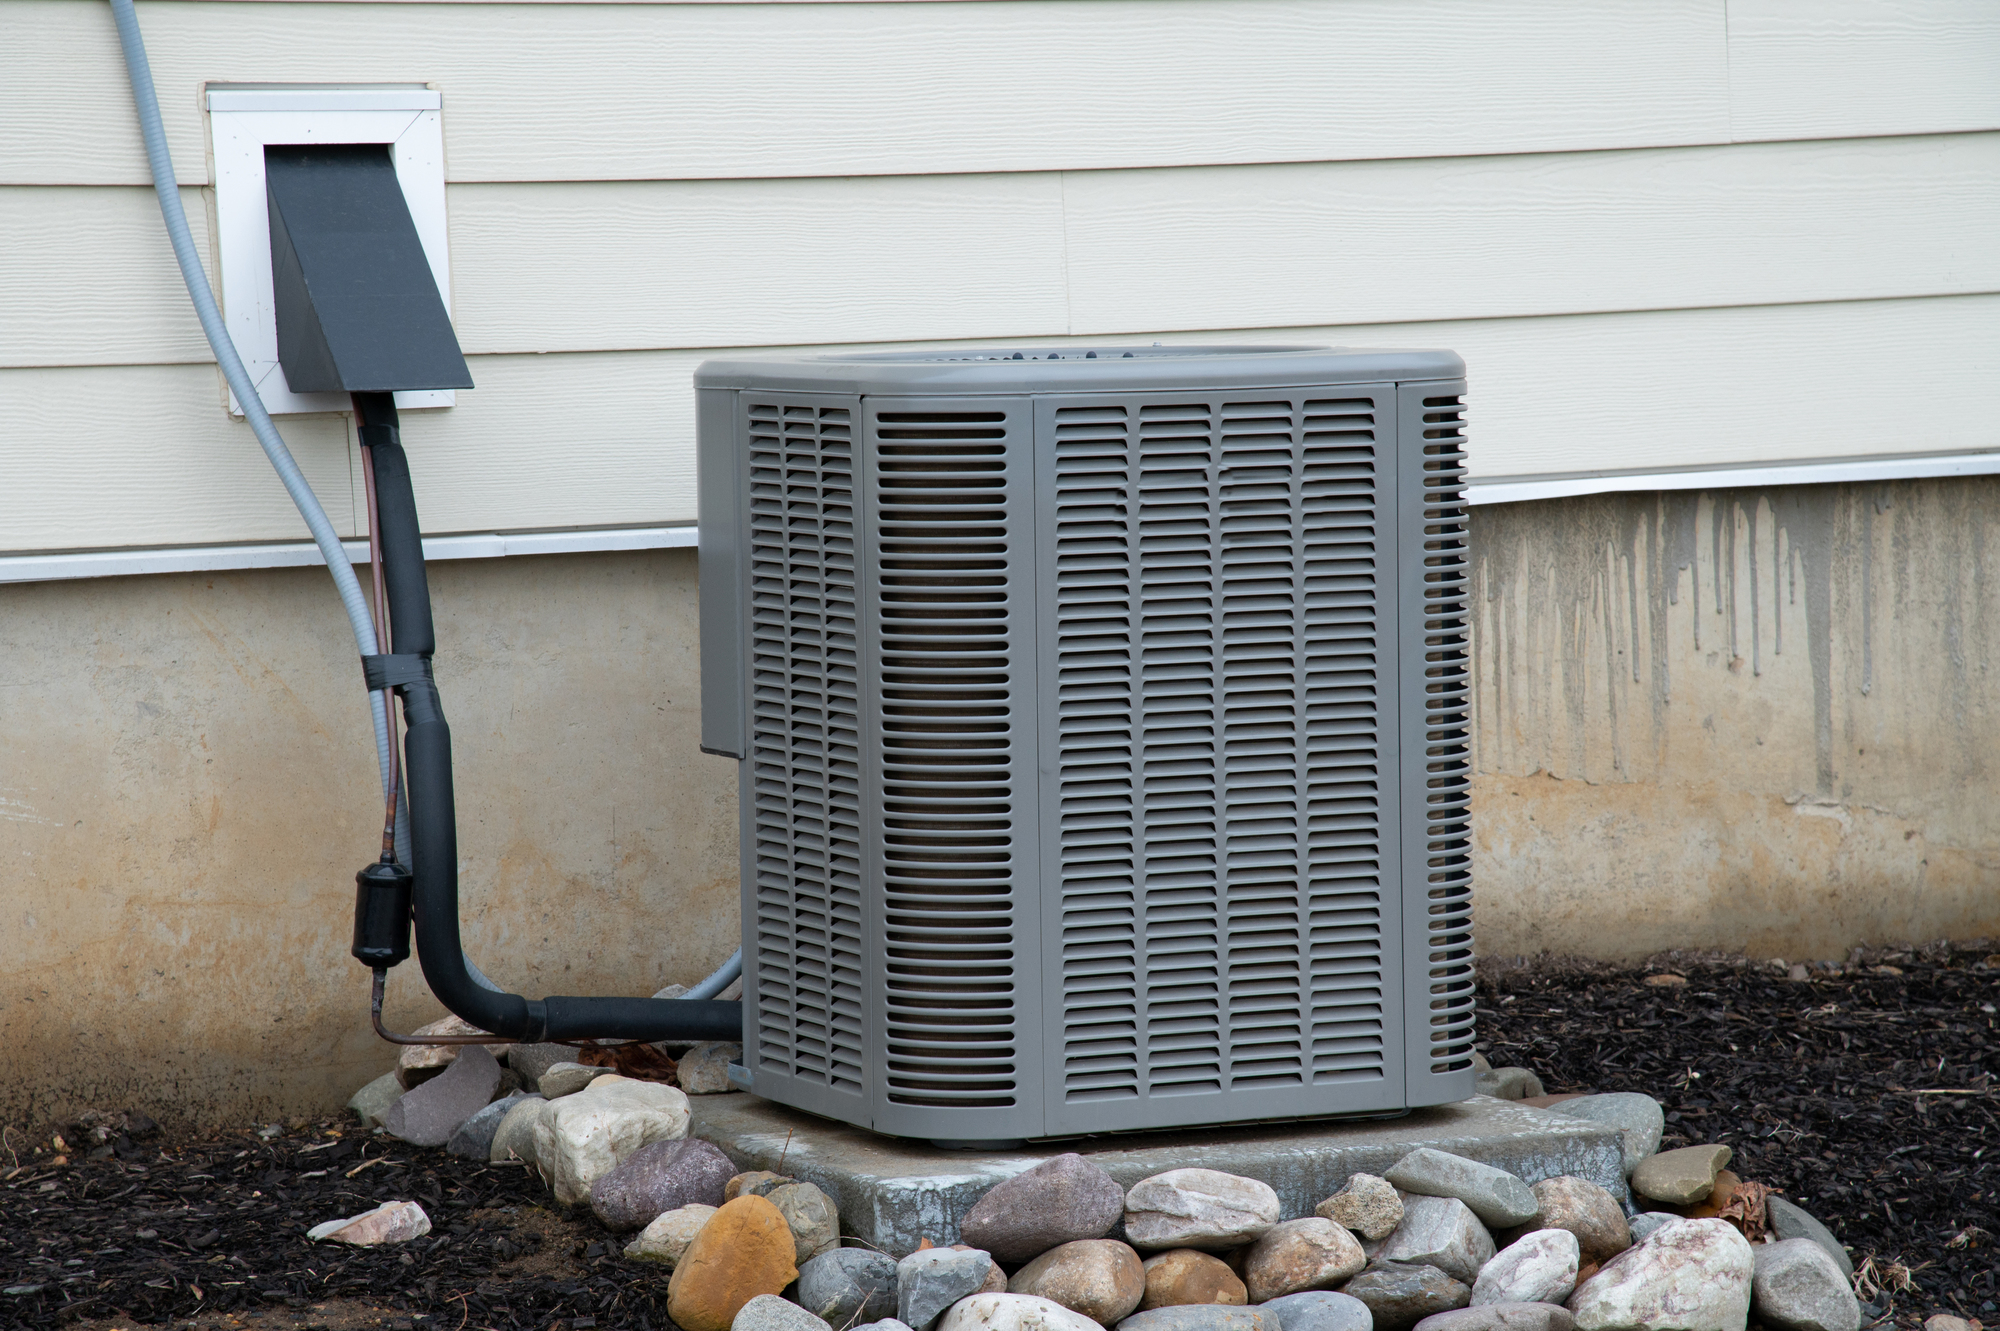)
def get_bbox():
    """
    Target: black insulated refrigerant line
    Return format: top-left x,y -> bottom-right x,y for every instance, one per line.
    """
353,396 -> 742,1043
